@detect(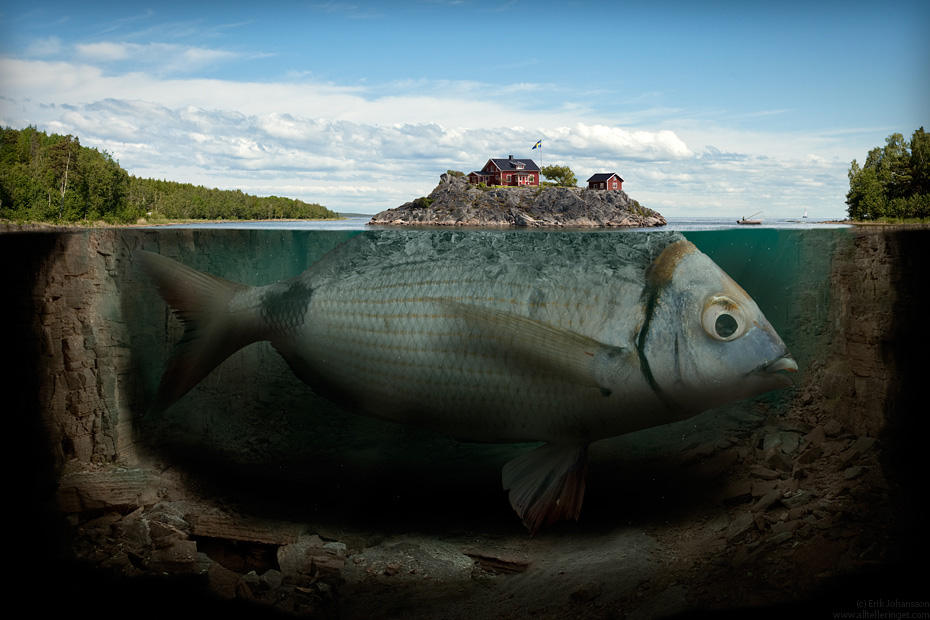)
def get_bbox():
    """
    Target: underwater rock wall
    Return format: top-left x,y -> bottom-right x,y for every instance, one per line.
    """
817,228 -> 917,437
8,230 -> 134,469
